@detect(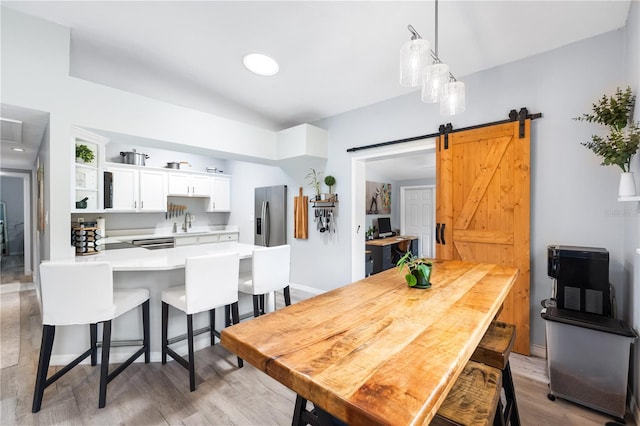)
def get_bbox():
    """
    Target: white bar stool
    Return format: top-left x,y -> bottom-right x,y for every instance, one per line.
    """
161,252 -> 242,392
238,244 -> 292,317
33,261 -> 150,412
